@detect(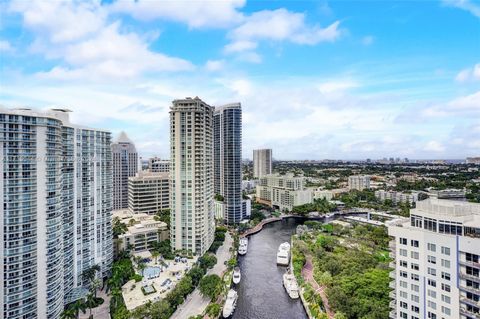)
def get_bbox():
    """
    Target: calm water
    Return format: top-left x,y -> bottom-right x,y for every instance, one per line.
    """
232,217 -> 308,319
